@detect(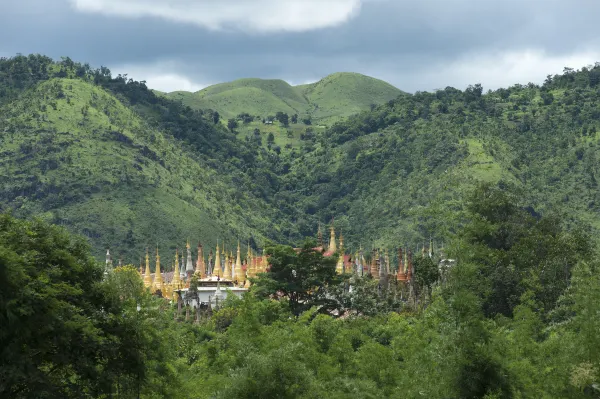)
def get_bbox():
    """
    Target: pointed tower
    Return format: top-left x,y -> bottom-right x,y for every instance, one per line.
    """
139,257 -> 143,276
421,242 -> 426,258
214,243 -> 222,278
317,222 -> 324,249
429,237 -> 434,258
178,248 -> 185,281
249,252 -> 257,279
360,245 -> 366,276
385,249 -> 390,275
208,250 -> 214,276
172,249 -> 182,290
336,231 -> 345,274
378,250 -> 385,280
246,243 -> 252,276
407,249 -> 413,281
104,249 -> 113,277
328,222 -> 337,253
261,249 -> 268,272
153,248 -> 164,295
143,249 -> 153,288
397,247 -> 407,282
223,249 -> 232,280
186,240 -> 194,279
235,241 -> 244,283
196,242 -> 206,278
370,249 -> 378,279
